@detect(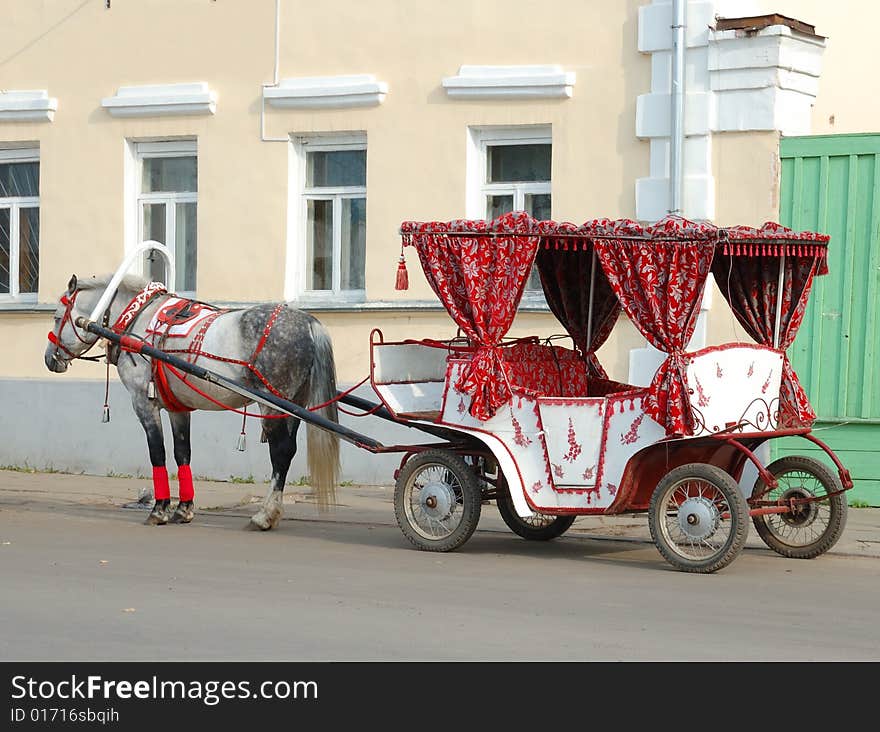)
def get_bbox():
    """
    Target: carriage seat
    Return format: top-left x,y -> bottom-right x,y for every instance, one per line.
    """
500,342 -> 634,399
